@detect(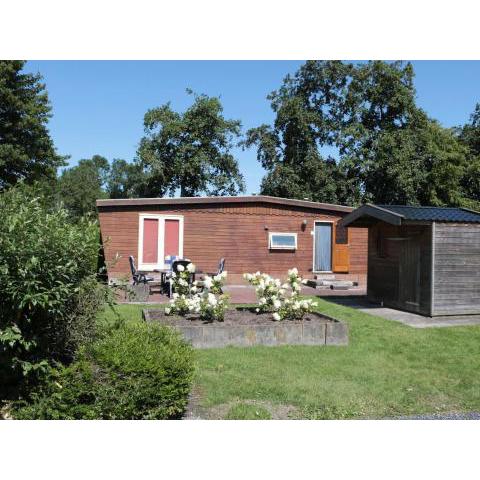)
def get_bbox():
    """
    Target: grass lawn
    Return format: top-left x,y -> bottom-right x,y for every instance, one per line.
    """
101,299 -> 480,419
